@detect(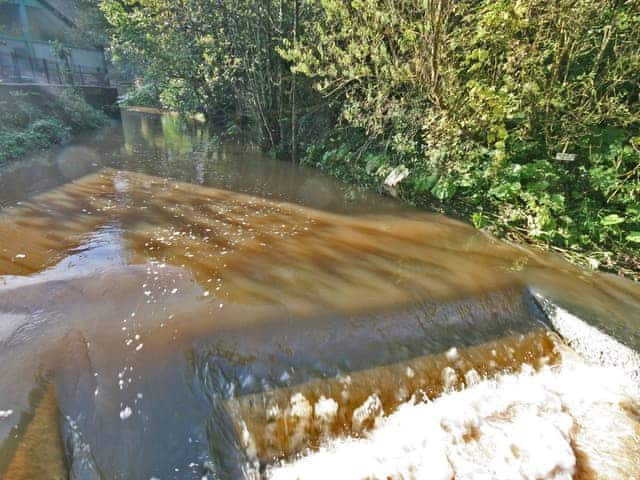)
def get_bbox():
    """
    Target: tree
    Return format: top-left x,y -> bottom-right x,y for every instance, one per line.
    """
101,0 -> 325,154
